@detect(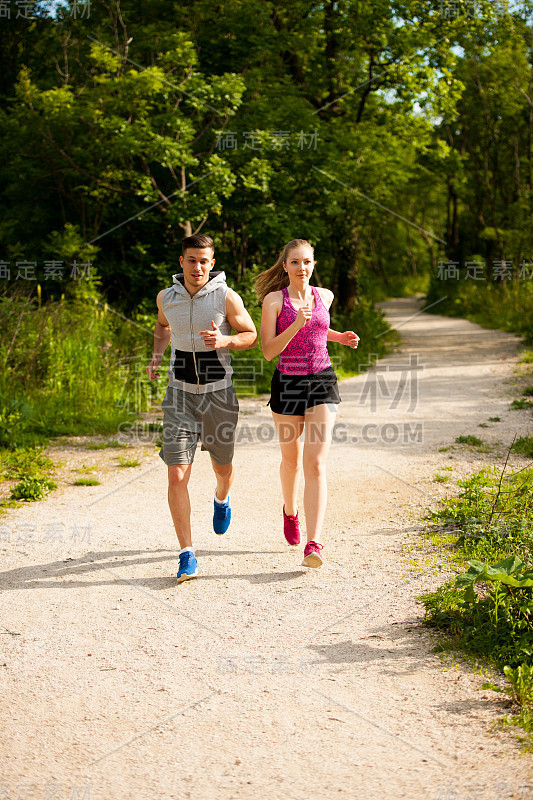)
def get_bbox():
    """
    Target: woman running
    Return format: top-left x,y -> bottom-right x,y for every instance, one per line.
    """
255,239 -> 359,568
